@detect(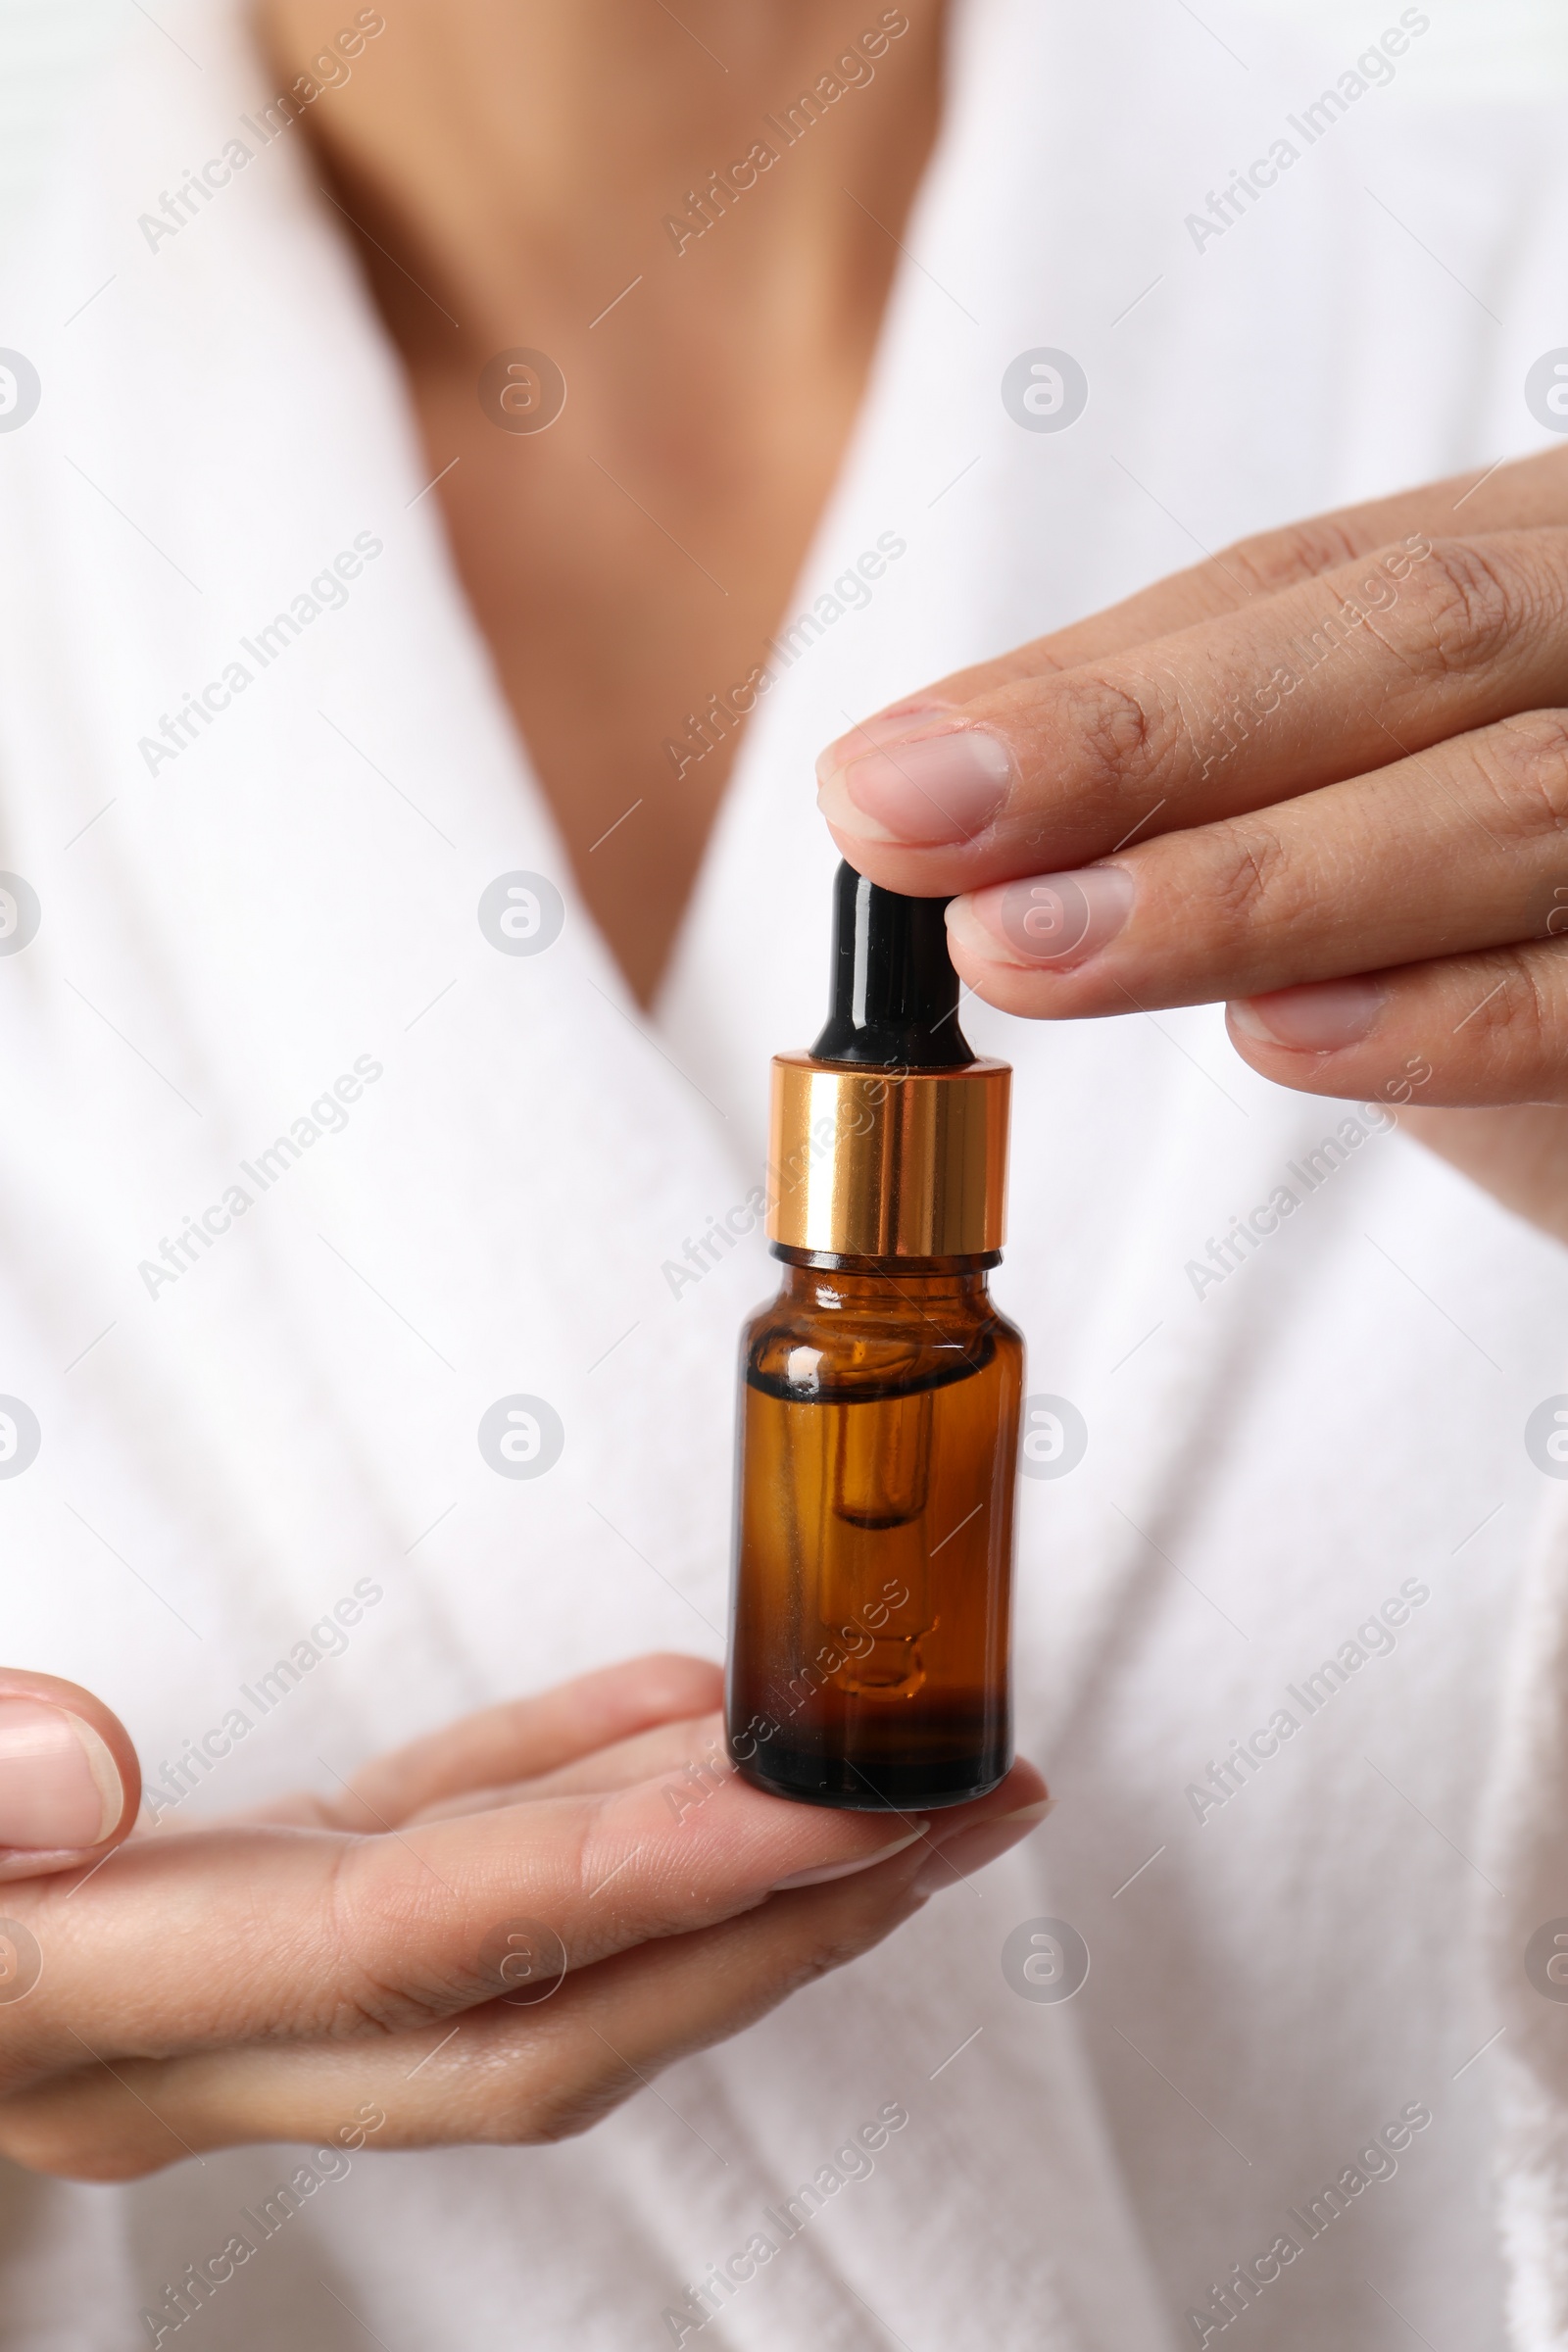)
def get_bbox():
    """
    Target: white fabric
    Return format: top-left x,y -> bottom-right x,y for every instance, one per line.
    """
3,1 -> 1568,2345
1484,1472 -> 1568,2350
